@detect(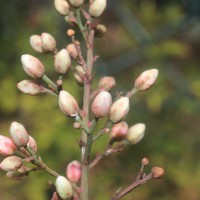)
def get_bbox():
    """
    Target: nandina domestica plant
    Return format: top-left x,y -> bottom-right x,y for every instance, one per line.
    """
0,0 -> 164,199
